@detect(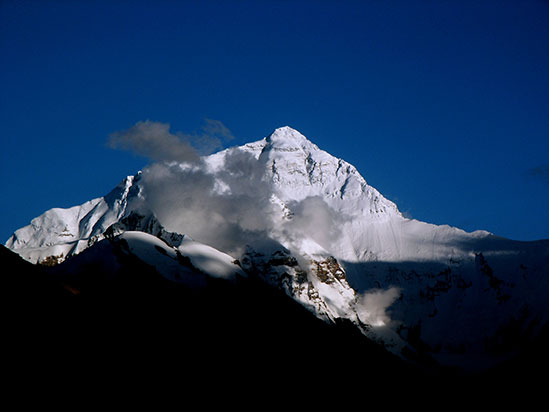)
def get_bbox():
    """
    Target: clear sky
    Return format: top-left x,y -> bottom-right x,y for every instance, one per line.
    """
1,0 -> 548,242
